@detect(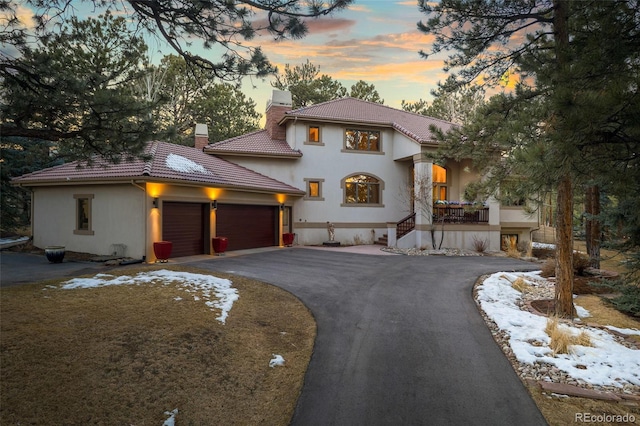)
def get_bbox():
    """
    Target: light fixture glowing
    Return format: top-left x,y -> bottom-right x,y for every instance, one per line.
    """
212,200 -> 218,210
153,198 -> 159,208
